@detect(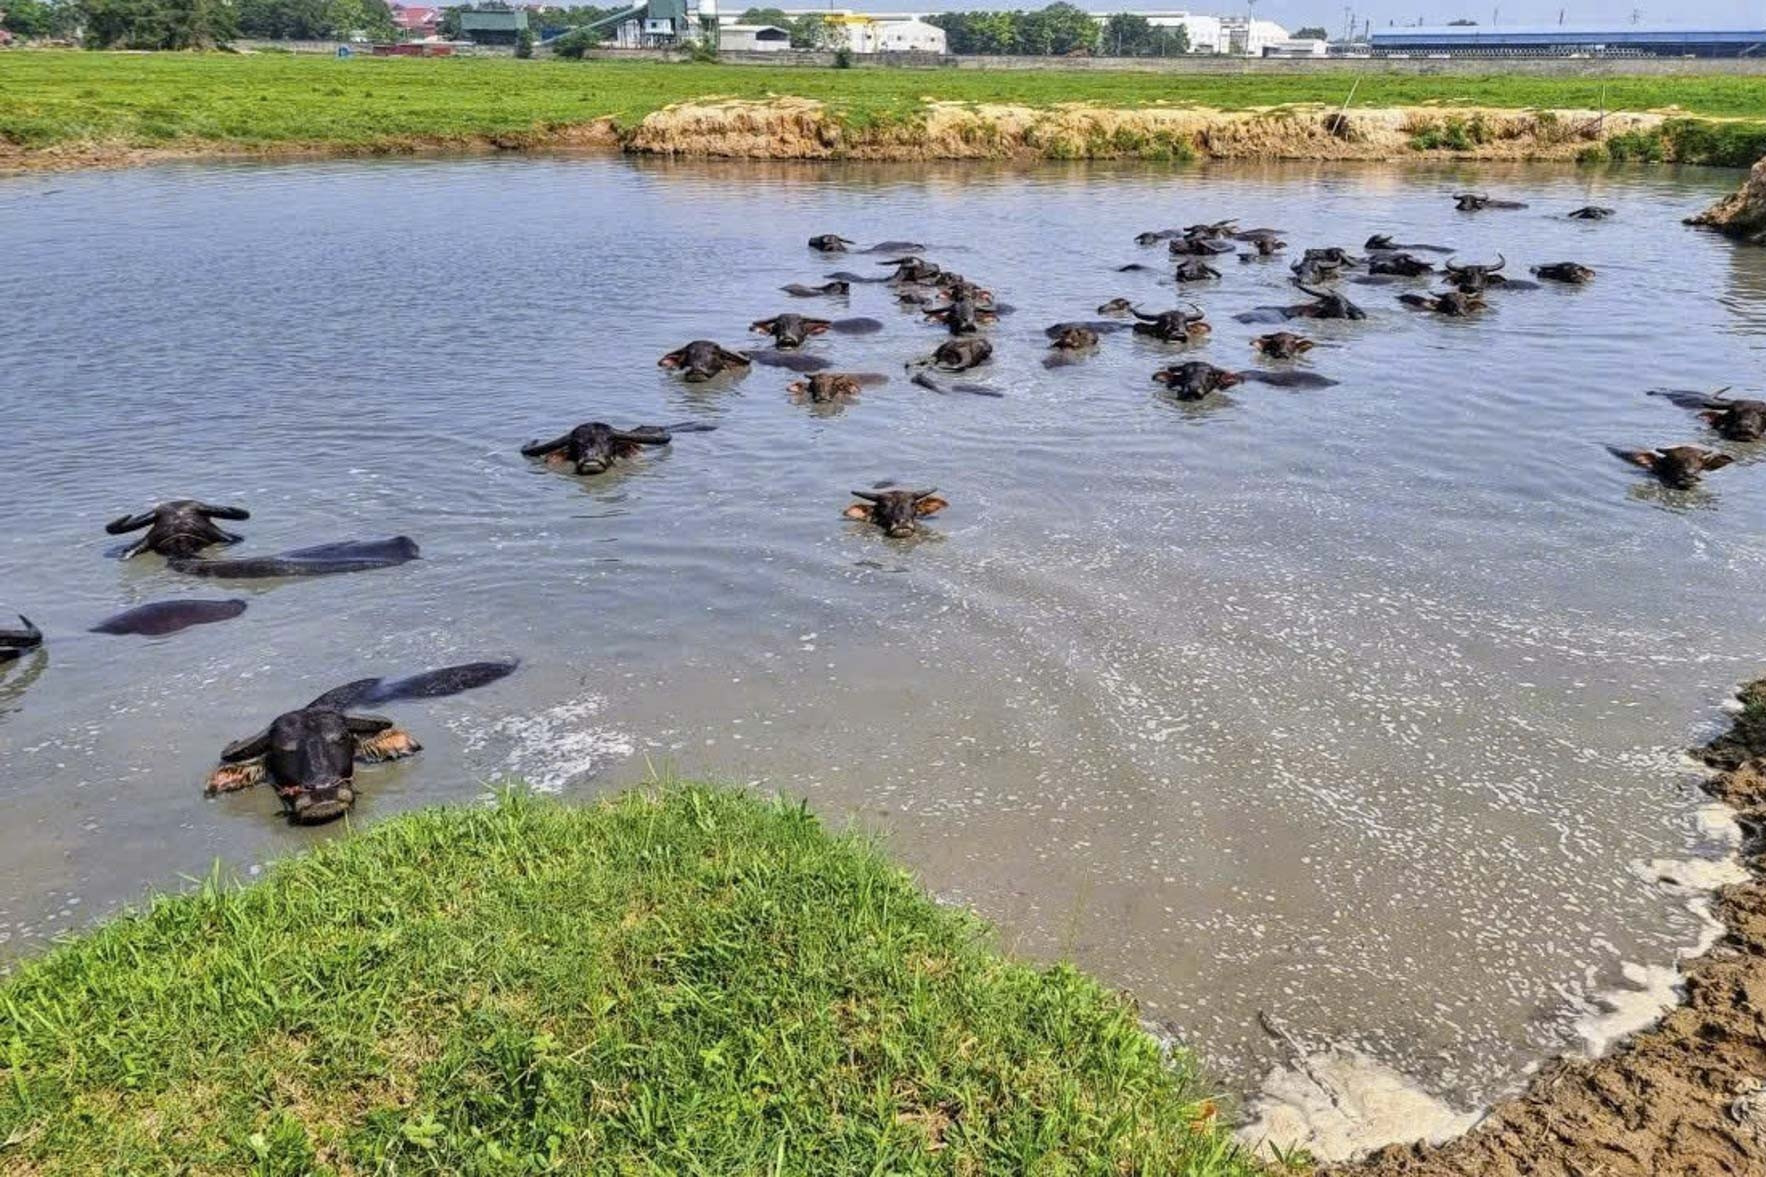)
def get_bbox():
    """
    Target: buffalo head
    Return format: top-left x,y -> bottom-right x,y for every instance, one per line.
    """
209,708 -> 419,824
1609,444 -> 1736,490
844,488 -> 949,538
